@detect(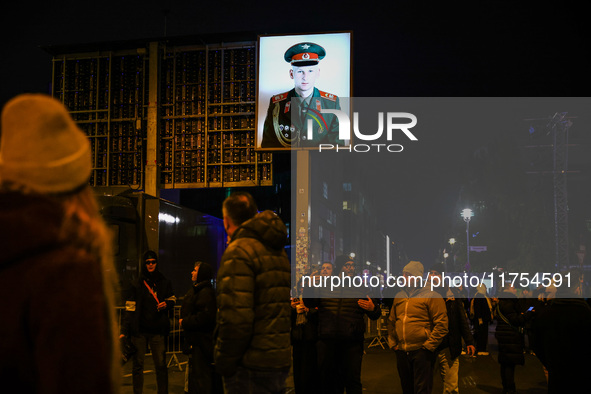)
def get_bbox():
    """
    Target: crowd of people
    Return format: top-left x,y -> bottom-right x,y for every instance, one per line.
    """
2,93 -> 590,394
294,259 -> 591,394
